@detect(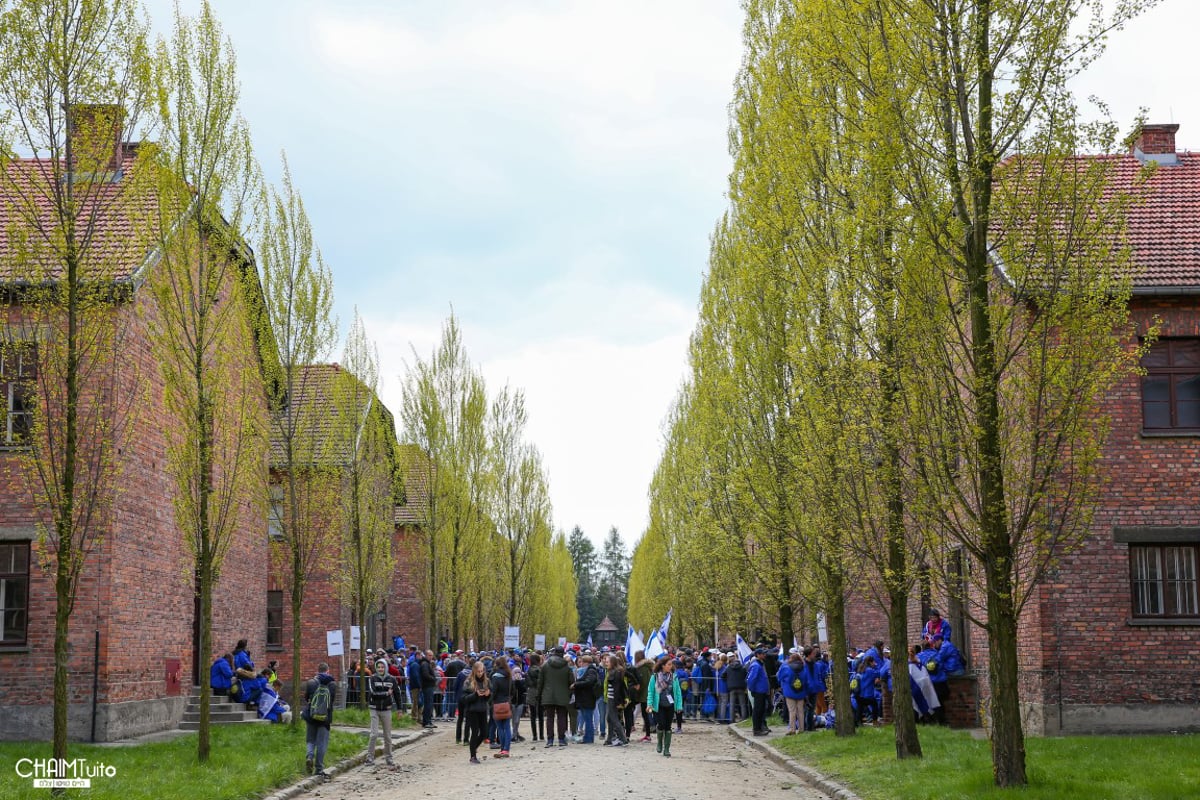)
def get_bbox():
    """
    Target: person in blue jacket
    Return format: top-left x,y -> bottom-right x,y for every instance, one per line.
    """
747,649 -> 771,736
258,677 -> 291,723
210,653 -> 233,697
920,638 -> 950,724
802,647 -> 826,731
855,655 -> 881,726
777,650 -> 805,734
